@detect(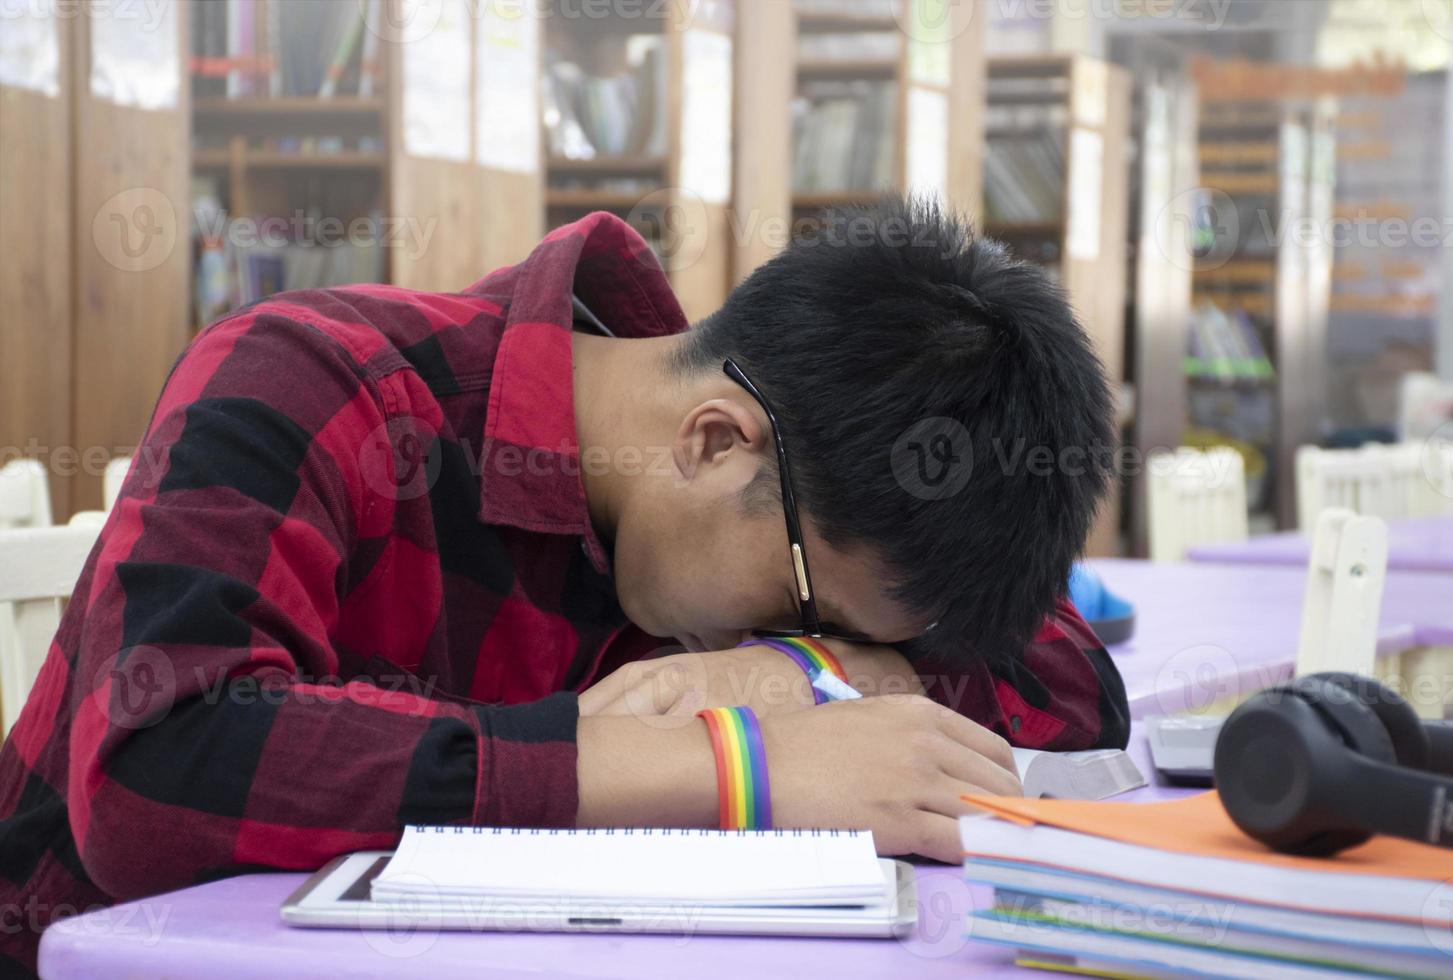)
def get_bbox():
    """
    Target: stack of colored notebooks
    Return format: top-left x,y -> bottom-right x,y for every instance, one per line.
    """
958,792 -> 1453,979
